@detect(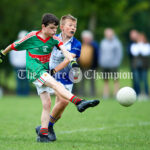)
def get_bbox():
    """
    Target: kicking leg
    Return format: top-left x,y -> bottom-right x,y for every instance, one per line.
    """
45,77 -> 73,100
44,75 -> 100,112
